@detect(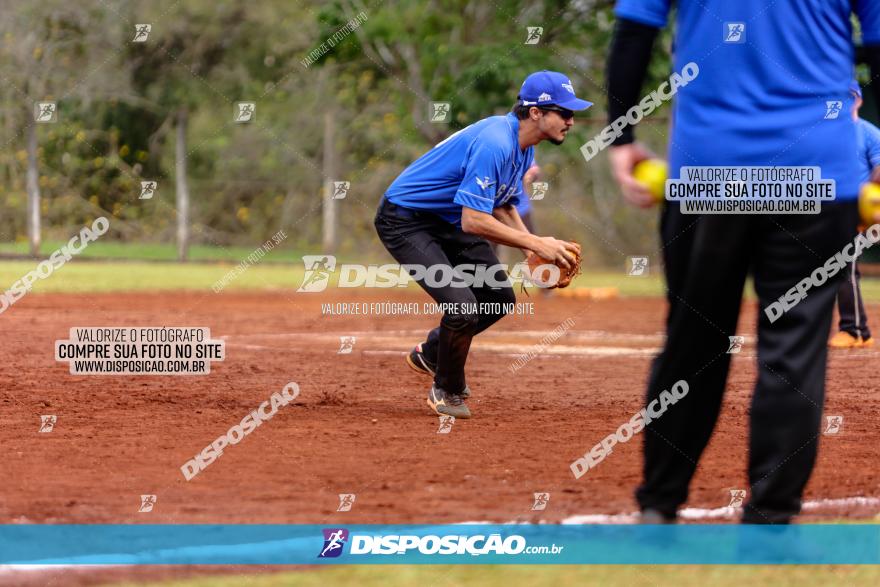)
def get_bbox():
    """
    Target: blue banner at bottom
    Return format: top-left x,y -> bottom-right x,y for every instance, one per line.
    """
1,524 -> 877,565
